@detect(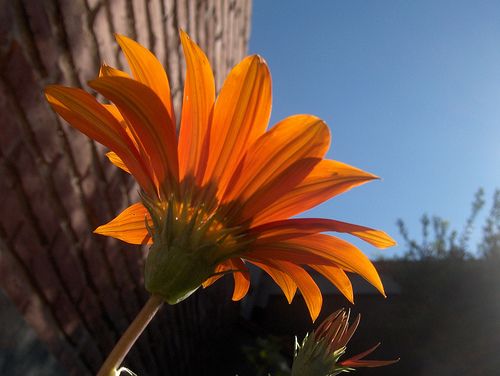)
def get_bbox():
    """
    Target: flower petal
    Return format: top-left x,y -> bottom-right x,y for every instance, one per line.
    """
250,218 -> 396,249
178,30 -> 215,182
340,343 -> 400,368
236,158 -> 321,224
337,314 -> 361,348
99,63 -> 130,78
115,34 -> 175,123
251,160 -> 378,226
340,358 -> 400,368
106,152 -> 130,173
201,259 -> 250,301
248,260 -> 297,303
103,104 -> 141,152
202,261 -> 229,288
45,85 -> 154,194
310,264 -> 354,303
273,261 -> 322,322
228,258 -> 250,301
94,202 -> 151,244
247,247 -> 335,266
203,55 -> 271,195
89,76 -> 179,195
251,234 -> 385,297
222,115 -> 330,221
